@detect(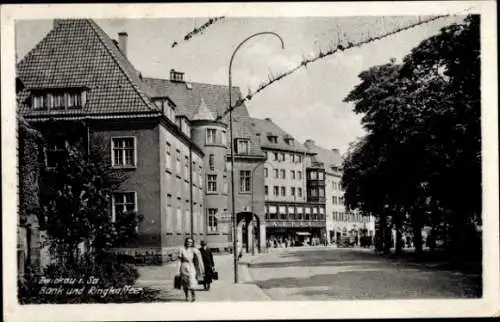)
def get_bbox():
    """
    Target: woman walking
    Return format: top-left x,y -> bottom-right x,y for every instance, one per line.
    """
175,237 -> 204,302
